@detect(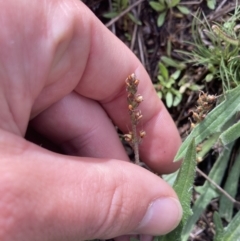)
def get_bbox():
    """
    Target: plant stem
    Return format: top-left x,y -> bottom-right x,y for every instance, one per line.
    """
131,119 -> 140,164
